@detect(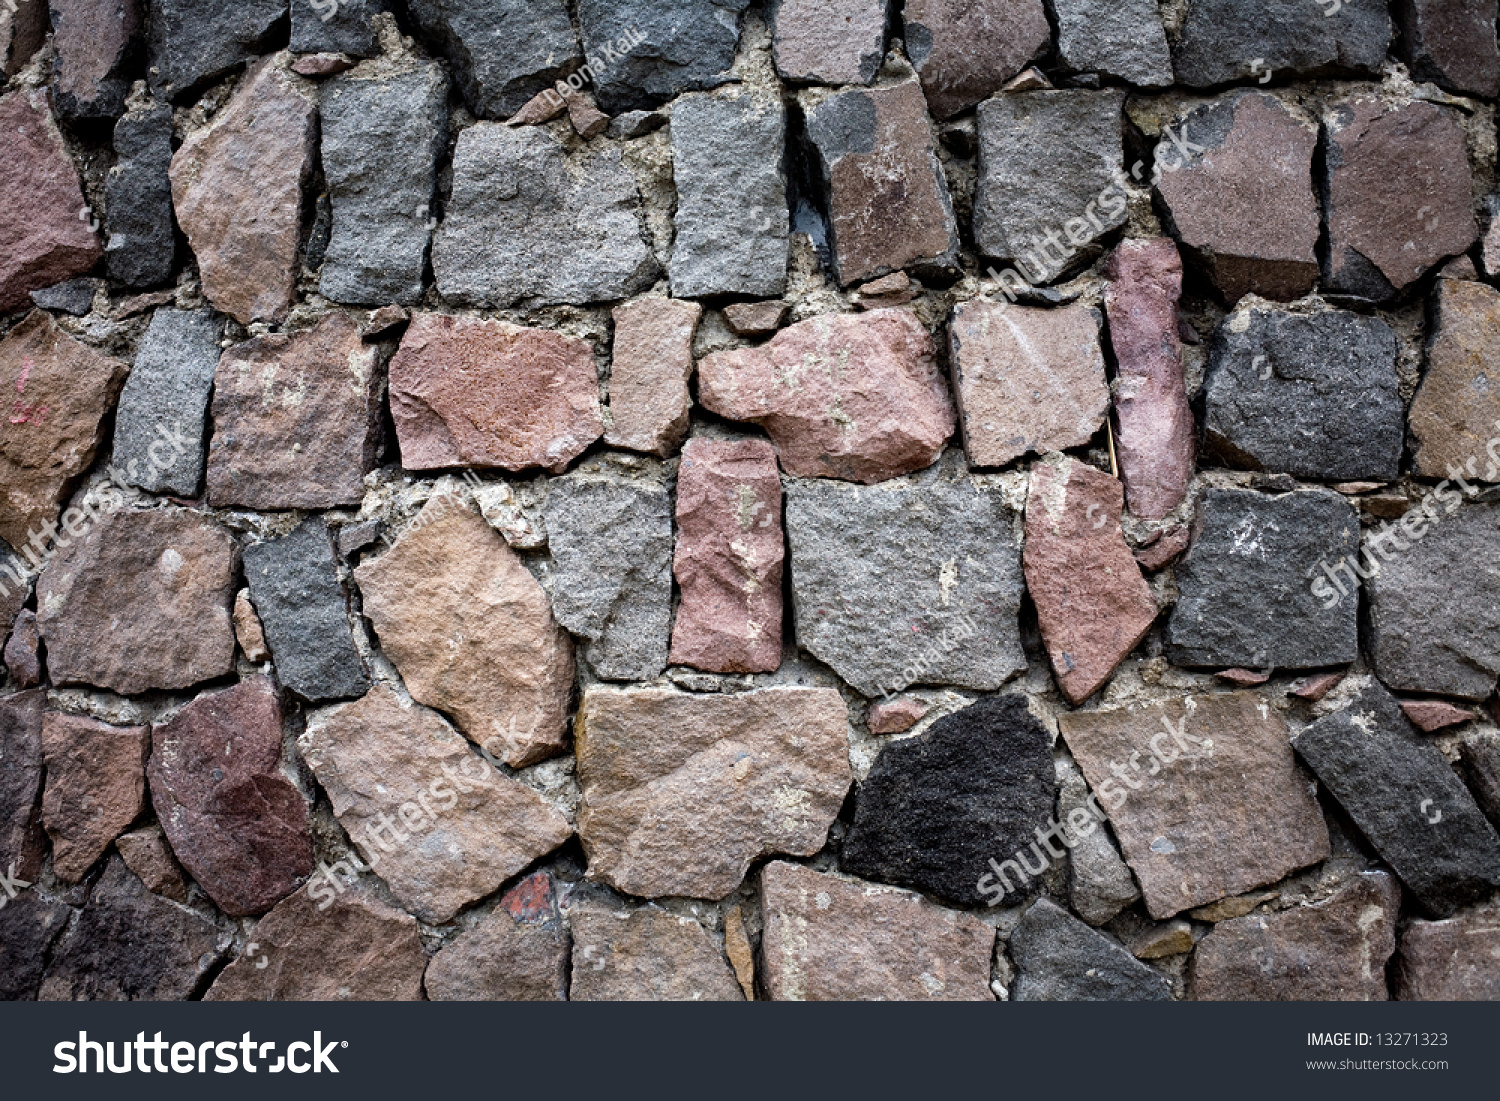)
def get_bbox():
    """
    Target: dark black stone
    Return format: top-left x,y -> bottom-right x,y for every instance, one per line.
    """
105,99 -> 176,289
290,0 -> 379,58
1172,0 -> 1391,87
1459,729 -> 1500,827
576,0 -> 750,114
840,695 -> 1055,907
1292,679 -> 1500,918
29,278 -> 99,316
0,690 -> 47,884
0,892 -> 71,1000
49,0 -> 144,121
243,517 -> 370,703
1203,304 -> 1402,481
1164,488 -> 1360,670
146,0 -> 288,102
1010,898 -> 1173,1001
